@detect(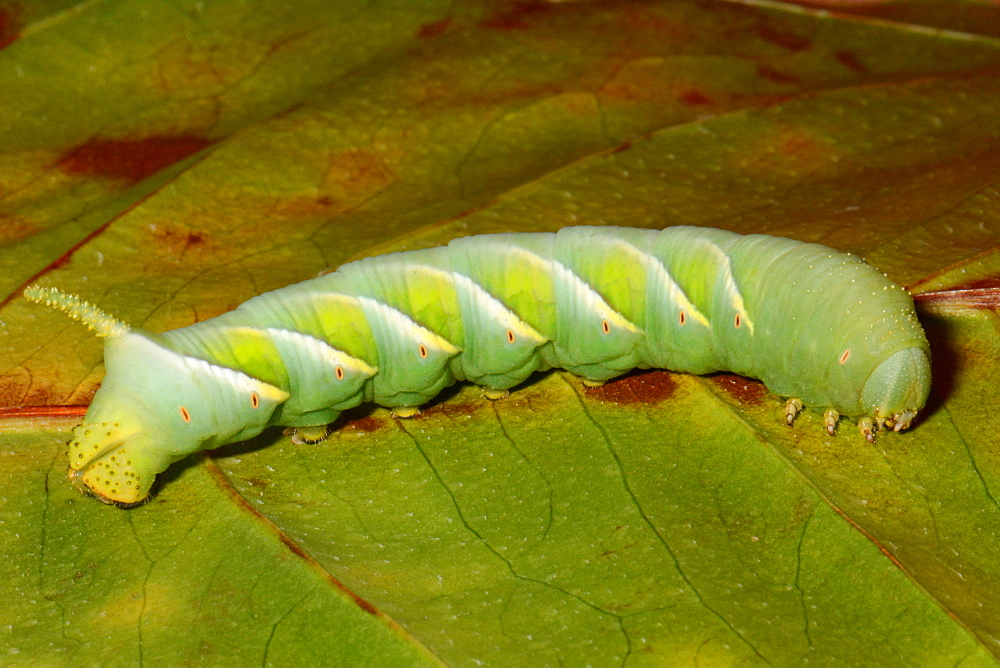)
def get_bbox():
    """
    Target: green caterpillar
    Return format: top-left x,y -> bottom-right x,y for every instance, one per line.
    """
25,226 -> 931,507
